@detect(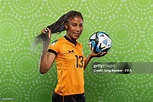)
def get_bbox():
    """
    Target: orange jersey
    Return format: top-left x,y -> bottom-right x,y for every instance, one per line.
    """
48,36 -> 86,96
